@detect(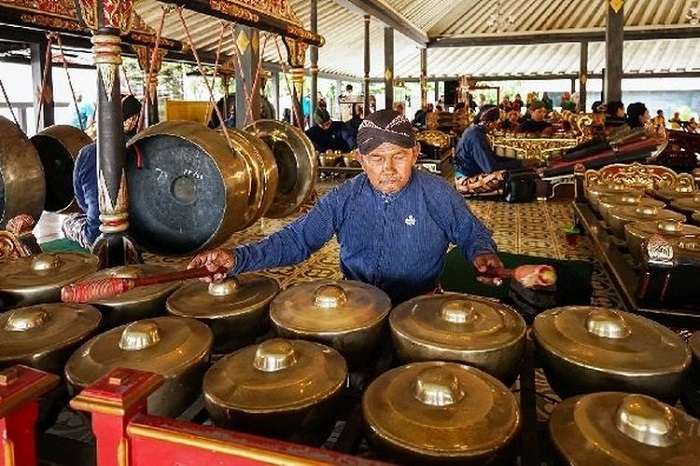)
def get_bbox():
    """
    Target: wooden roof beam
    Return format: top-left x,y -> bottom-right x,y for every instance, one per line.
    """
332,0 -> 429,45
429,26 -> 700,47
